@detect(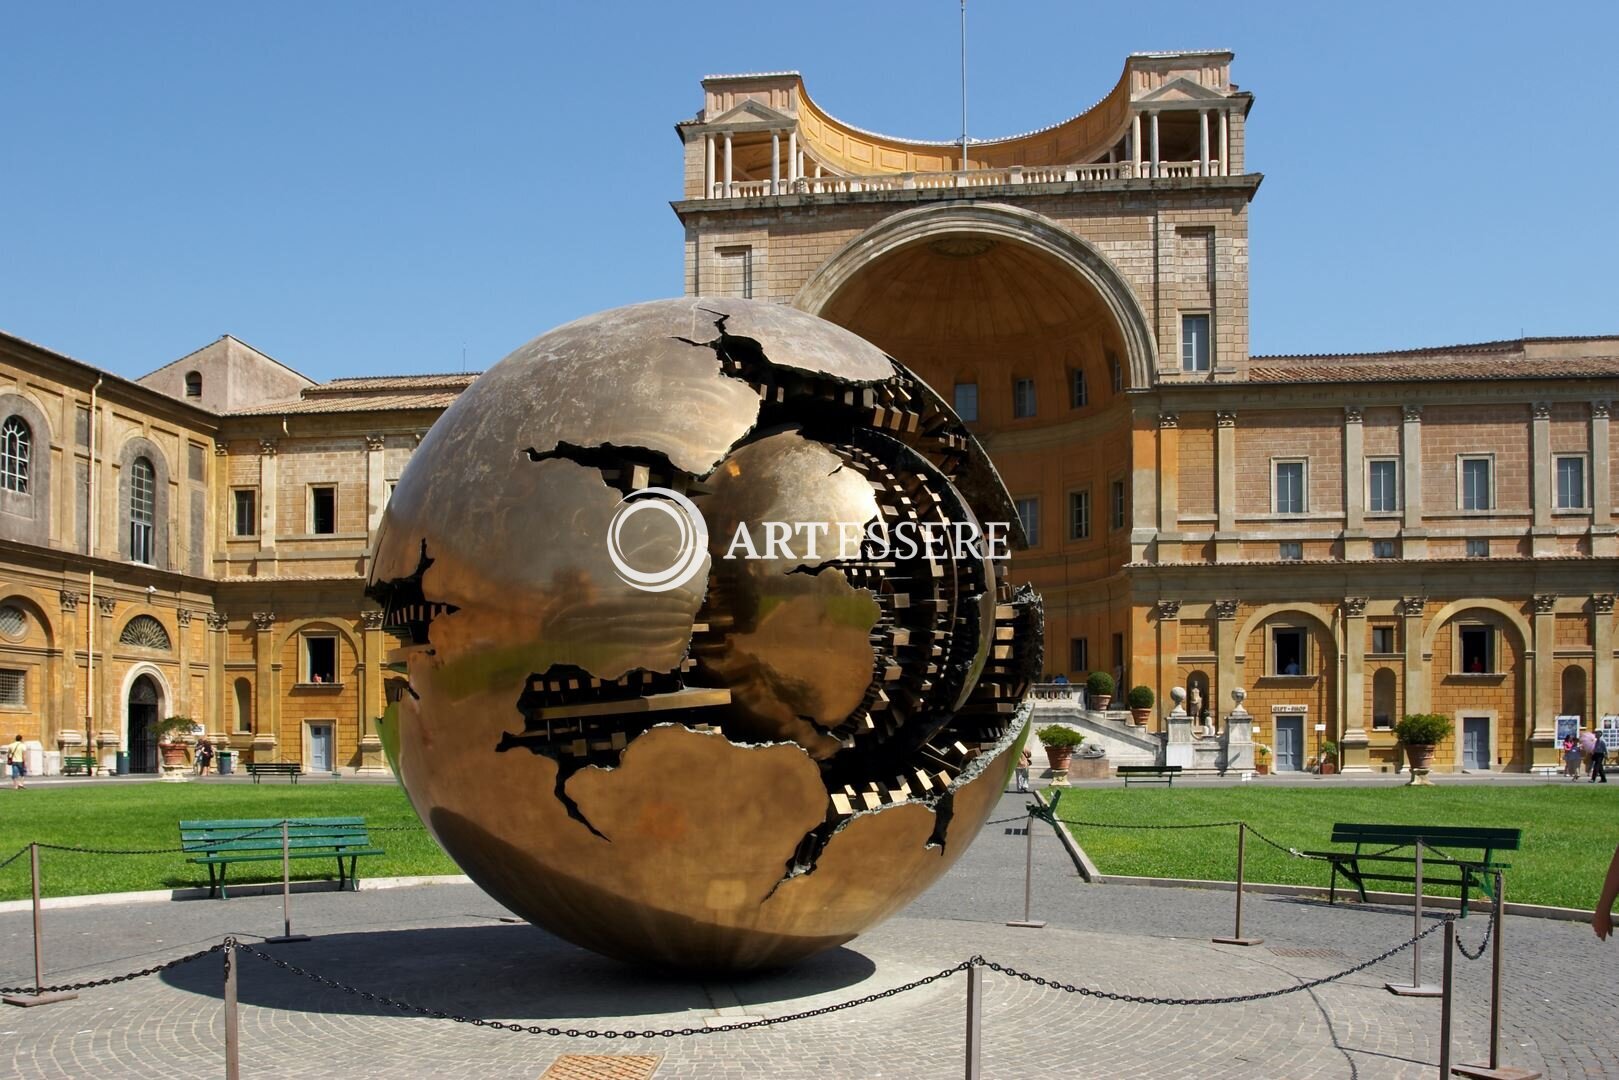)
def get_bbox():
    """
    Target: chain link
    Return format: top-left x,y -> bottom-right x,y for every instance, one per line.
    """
1455,909 -> 1495,961
234,940 -> 970,1037
1063,819 -> 1244,831
0,943 -> 222,996
0,845 -> 30,871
